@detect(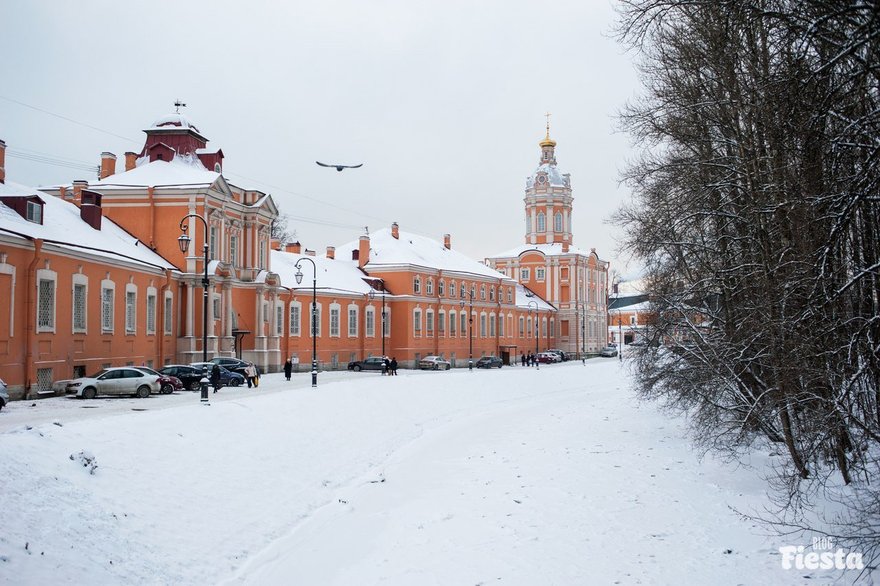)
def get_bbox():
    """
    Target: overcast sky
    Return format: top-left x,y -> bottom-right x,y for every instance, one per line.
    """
1,0 -> 640,275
